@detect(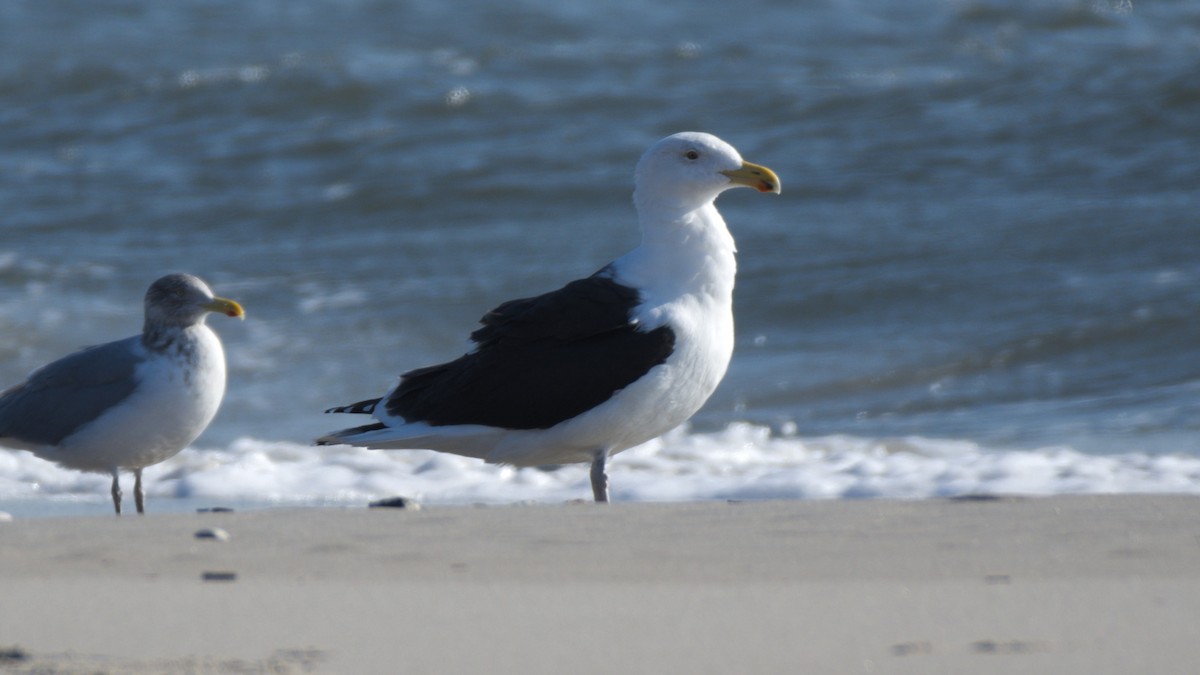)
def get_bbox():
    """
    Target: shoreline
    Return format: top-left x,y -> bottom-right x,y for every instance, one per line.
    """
2,495 -> 1199,673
